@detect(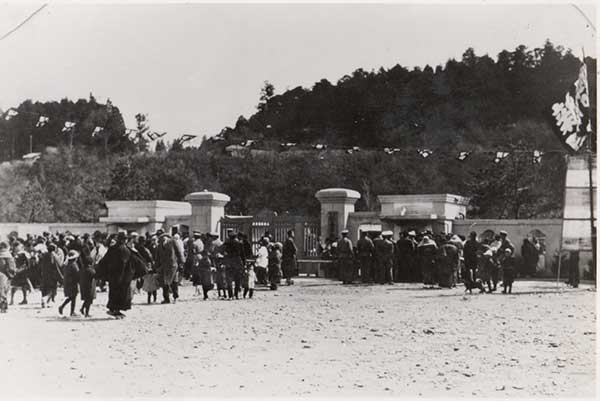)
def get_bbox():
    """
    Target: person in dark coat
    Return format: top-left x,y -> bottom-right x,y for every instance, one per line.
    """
567,250 -> 580,288
155,230 -> 184,304
58,250 -> 80,317
337,230 -> 354,284
356,230 -> 375,284
282,230 -> 297,285
501,248 -> 516,294
223,230 -> 244,299
436,242 -> 459,288
395,231 -> 416,282
79,259 -> 96,317
95,232 -> 146,318
377,231 -> 395,284
417,236 -> 438,288
198,250 -> 214,300
10,242 -> 31,305
521,237 -> 539,278
39,243 -> 64,308
463,231 -> 480,281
